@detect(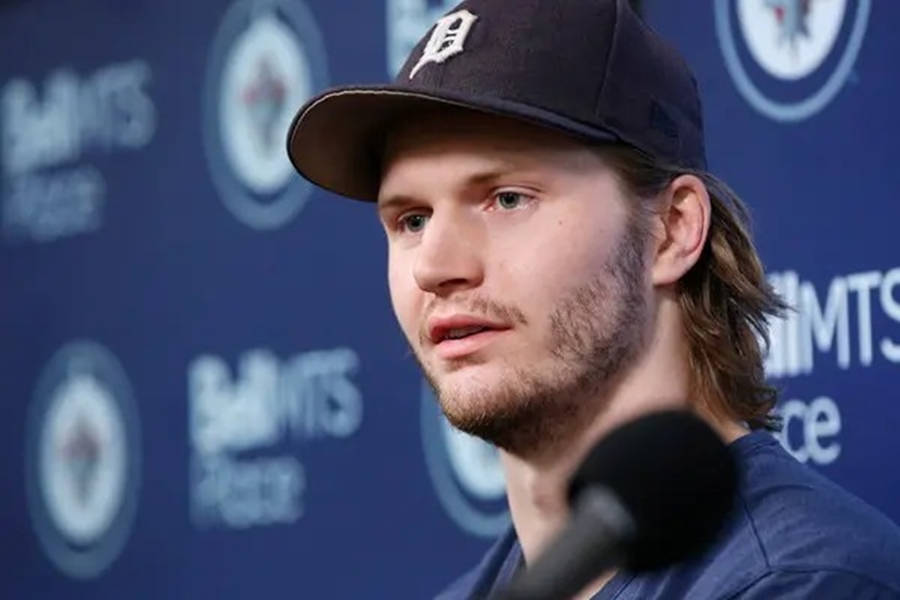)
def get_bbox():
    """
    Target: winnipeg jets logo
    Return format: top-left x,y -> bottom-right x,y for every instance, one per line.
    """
61,415 -> 103,507
715,0 -> 870,121
25,340 -> 141,578
203,0 -> 328,230
242,57 -> 288,157
736,0 -> 847,80
409,9 -> 478,79
766,0 -> 813,51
